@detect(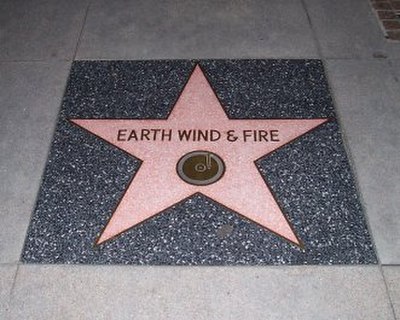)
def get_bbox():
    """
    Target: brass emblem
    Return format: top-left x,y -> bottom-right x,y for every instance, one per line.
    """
177,151 -> 225,186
